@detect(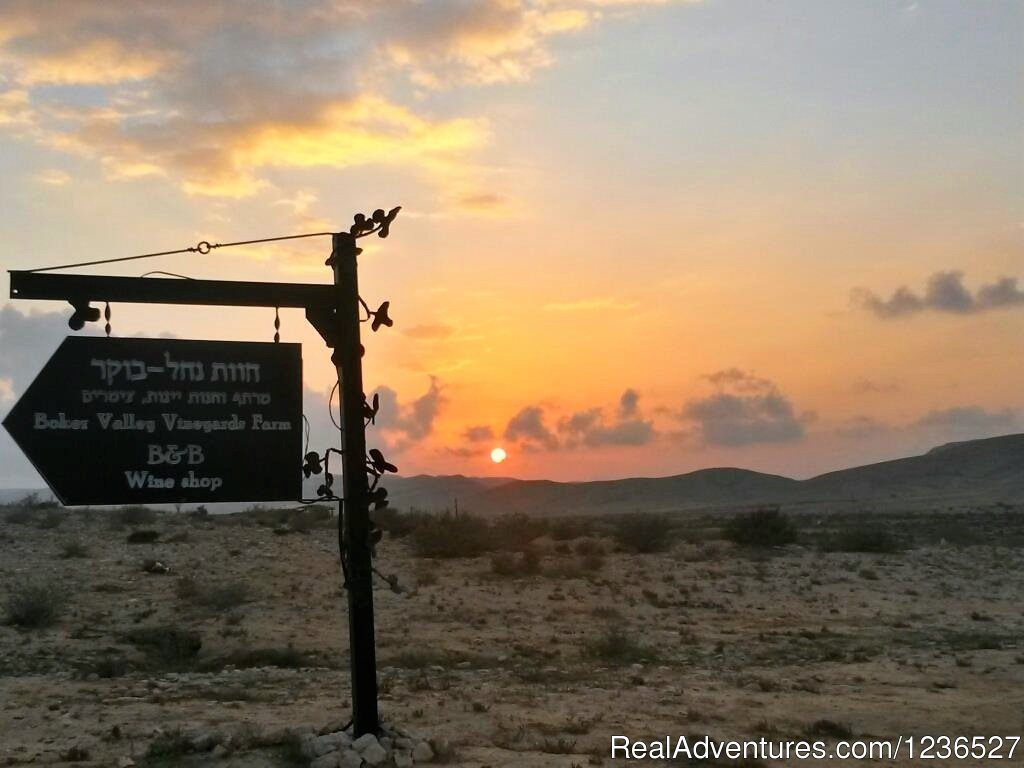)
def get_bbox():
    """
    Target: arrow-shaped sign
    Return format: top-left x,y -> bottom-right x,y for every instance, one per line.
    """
3,336 -> 302,505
